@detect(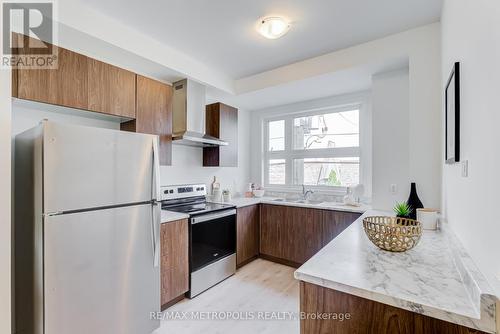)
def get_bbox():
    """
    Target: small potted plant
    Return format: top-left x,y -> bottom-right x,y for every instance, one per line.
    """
222,189 -> 231,202
393,202 -> 412,218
